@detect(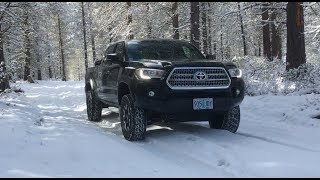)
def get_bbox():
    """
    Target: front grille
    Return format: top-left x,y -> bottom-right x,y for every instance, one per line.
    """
166,67 -> 231,90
